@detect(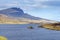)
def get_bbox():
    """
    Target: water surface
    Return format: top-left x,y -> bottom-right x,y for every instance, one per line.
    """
0,24 -> 60,40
